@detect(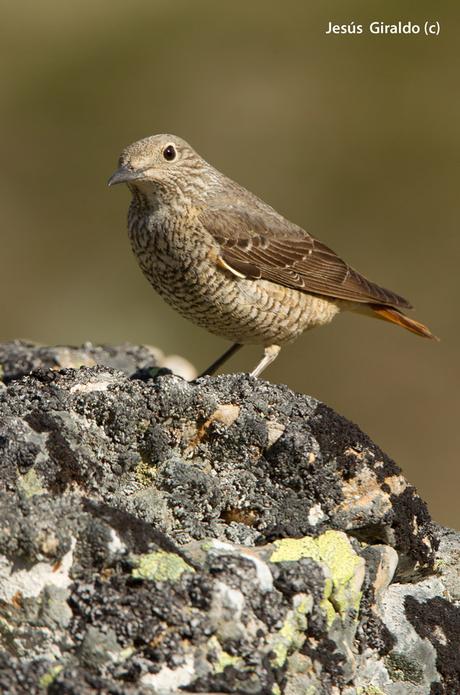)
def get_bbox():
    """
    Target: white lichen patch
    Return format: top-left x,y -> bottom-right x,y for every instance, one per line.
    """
69,372 -> 118,393
204,540 -> 274,593
307,503 -> 326,527
107,528 -> 126,554
0,539 -> 75,602
213,581 -> 245,618
141,653 -> 195,690
242,552 -> 274,593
